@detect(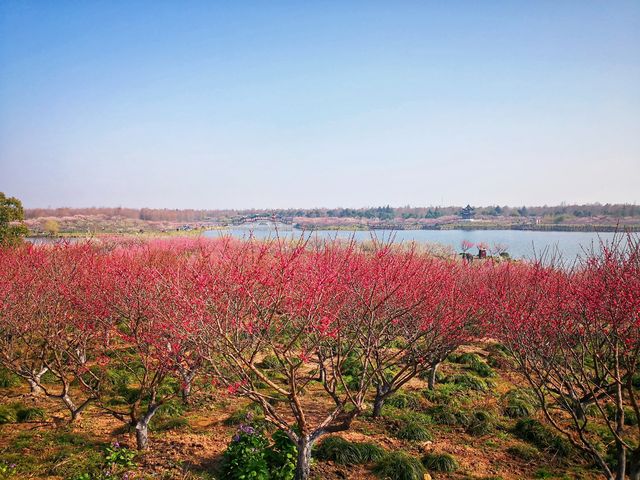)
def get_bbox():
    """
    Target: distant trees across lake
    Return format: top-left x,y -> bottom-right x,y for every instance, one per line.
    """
24,203 -> 640,223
